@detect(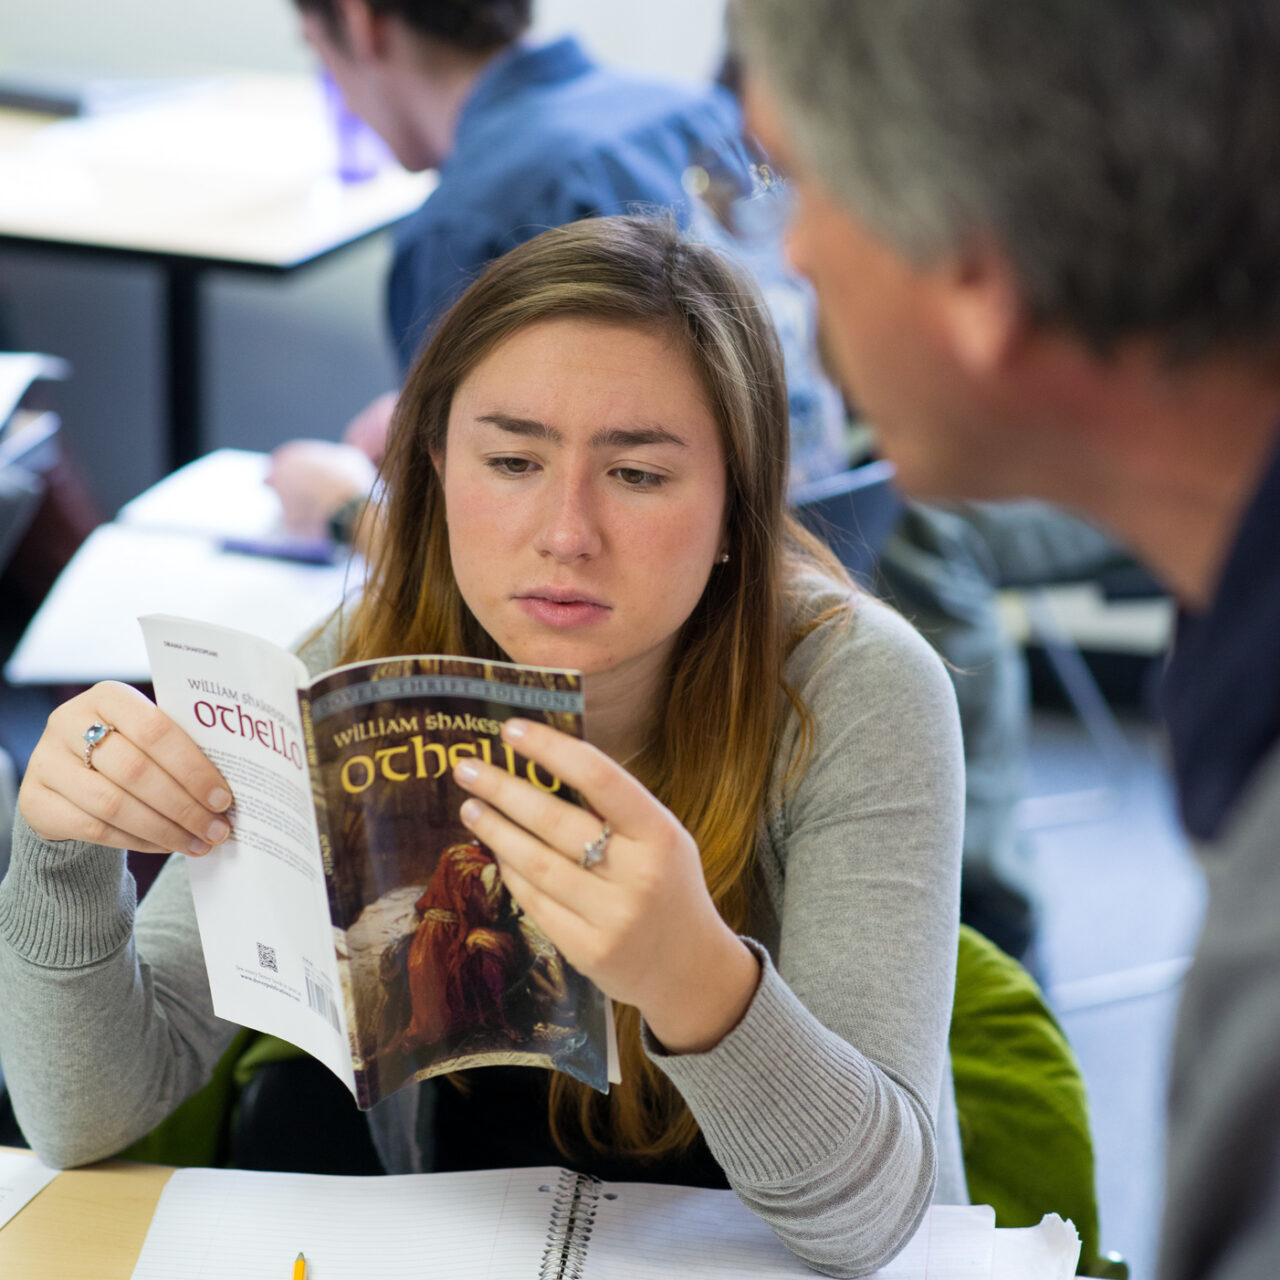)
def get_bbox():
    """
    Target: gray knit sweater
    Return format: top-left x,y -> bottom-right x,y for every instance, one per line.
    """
0,587 -> 964,1277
